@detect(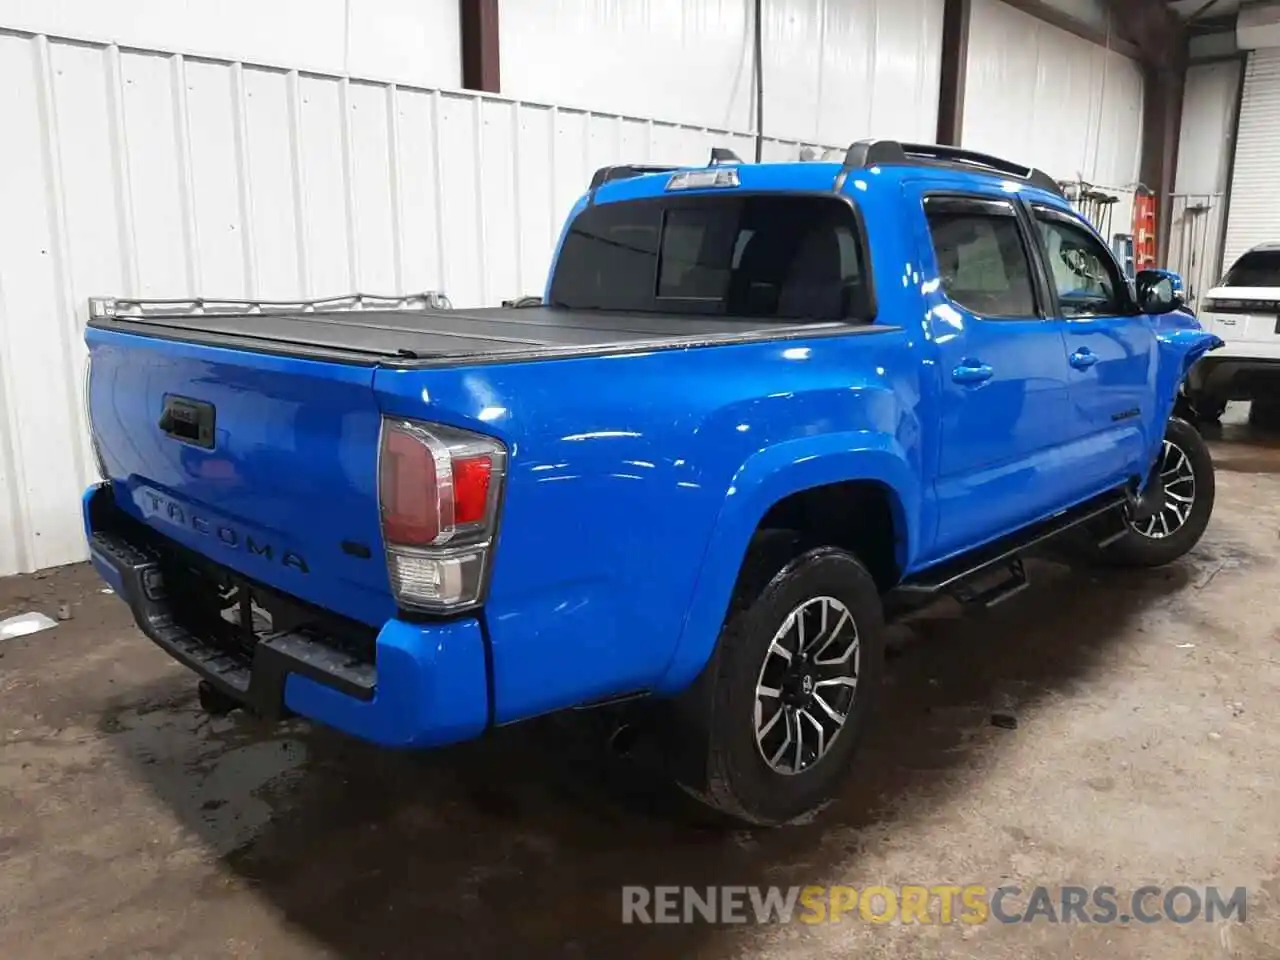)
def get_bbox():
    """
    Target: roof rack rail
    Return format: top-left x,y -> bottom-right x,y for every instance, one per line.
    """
589,146 -> 741,193
586,147 -> 745,202
709,147 -> 742,165
836,139 -> 1065,198
840,140 -> 909,169
588,163 -> 681,191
